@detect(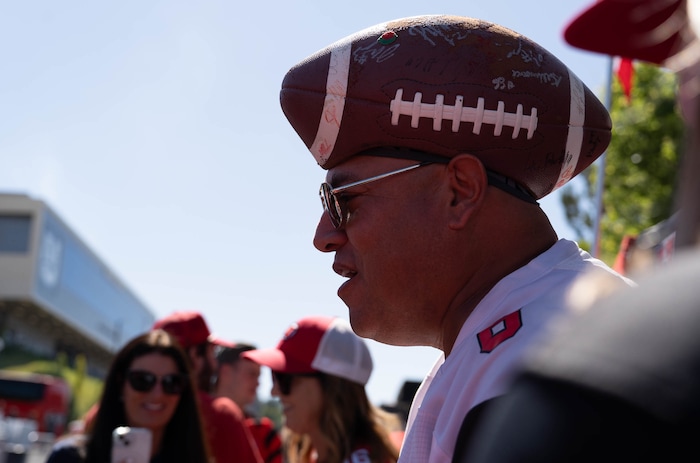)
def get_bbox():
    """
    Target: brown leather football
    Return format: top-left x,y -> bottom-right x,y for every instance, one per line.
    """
280,14 -> 612,200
